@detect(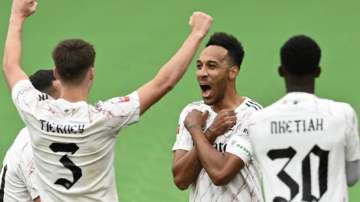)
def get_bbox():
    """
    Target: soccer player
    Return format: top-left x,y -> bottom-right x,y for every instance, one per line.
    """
2,0 -> 213,201
172,32 -> 263,202
240,35 -> 360,201
0,69 -> 60,202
